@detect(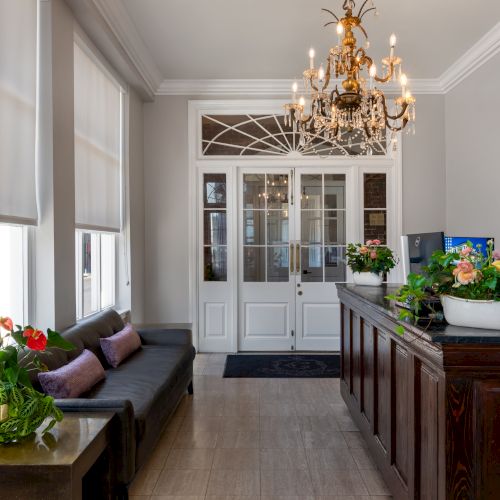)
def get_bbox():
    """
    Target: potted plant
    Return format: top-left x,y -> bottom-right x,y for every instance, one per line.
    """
0,317 -> 74,443
426,239 -> 500,329
346,240 -> 398,286
388,240 -> 500,331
